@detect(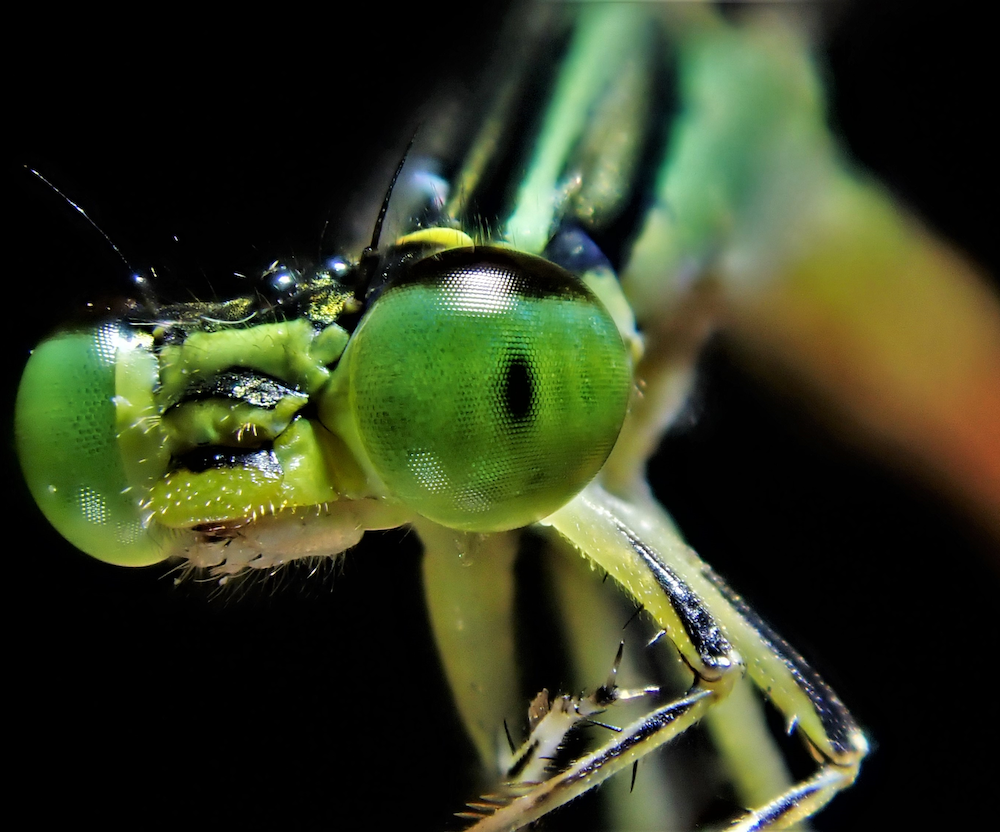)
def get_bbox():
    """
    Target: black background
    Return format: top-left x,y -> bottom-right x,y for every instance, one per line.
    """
6,2 -> 997,829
